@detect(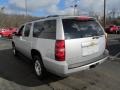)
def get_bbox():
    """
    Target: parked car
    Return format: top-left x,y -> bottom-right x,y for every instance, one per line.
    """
105,25 -> 119,34
12,15 -> 109,79
0,28 -> 17,38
